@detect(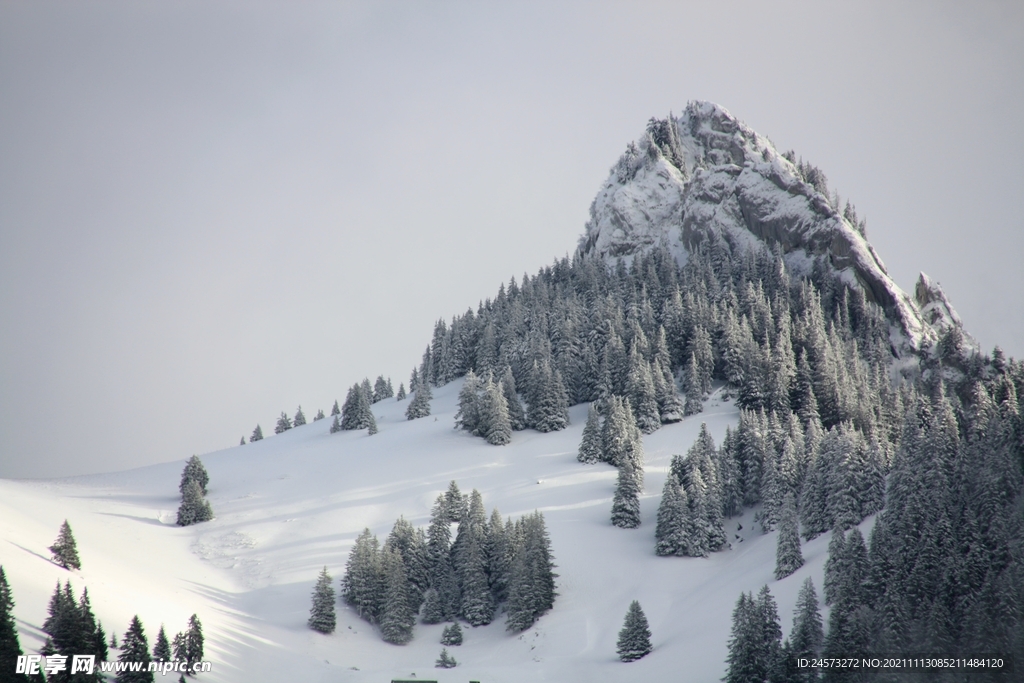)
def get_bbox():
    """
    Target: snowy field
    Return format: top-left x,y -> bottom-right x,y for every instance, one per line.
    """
0,380 -> 850,682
